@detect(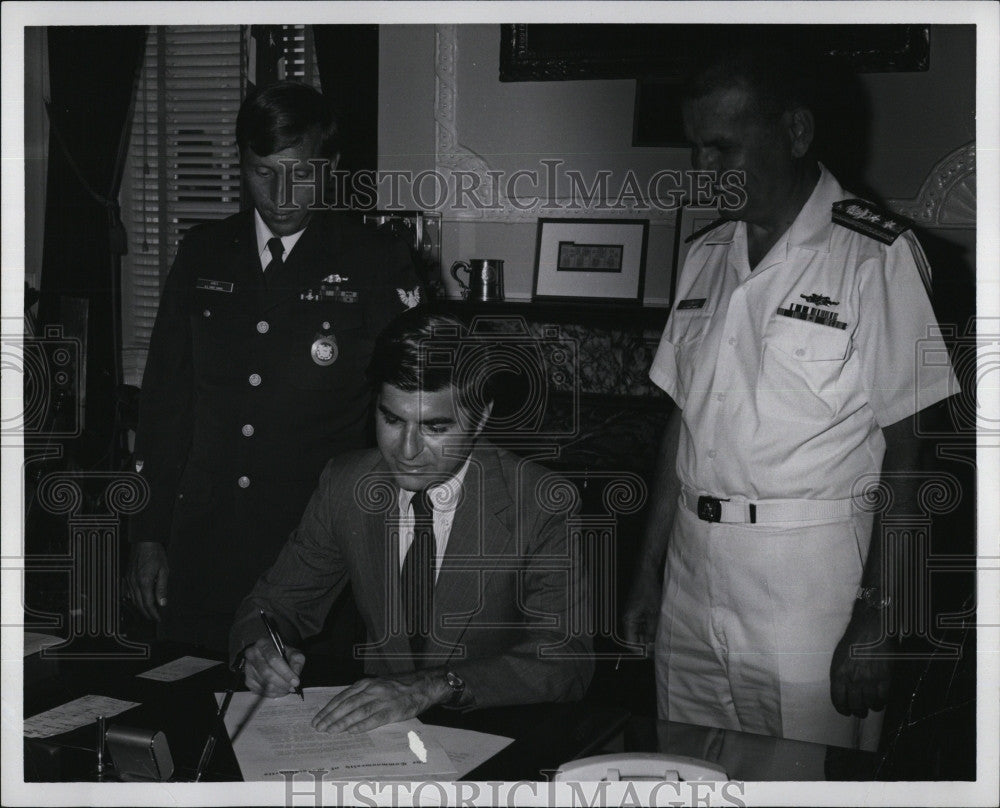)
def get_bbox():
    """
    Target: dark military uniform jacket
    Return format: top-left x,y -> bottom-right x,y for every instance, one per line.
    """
131,209 -> 420,649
